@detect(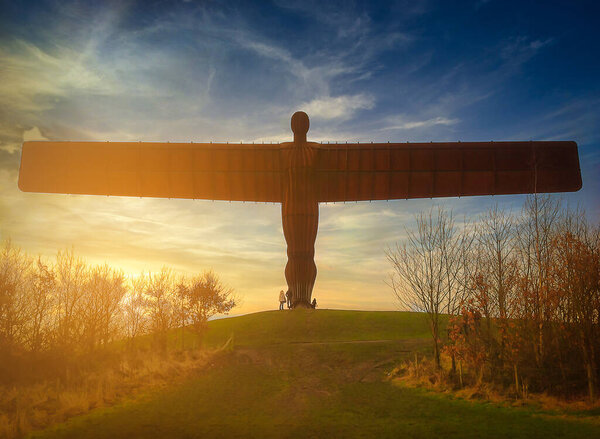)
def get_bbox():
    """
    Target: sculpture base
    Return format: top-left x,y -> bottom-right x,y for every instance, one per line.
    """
292,301 -> 312,309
